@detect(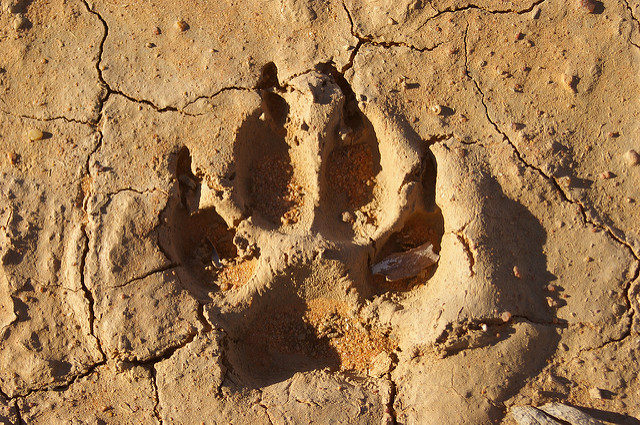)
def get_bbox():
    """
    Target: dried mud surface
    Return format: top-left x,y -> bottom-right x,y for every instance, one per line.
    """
1,0 -> 639,424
